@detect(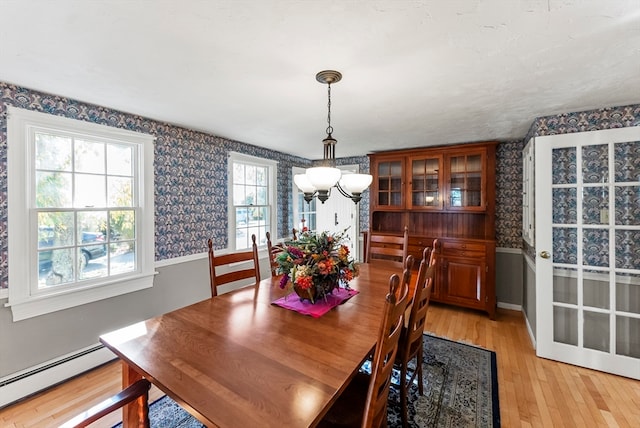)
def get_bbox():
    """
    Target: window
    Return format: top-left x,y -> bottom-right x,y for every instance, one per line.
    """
229,152 -> 277,250
292,167 -> 317,232
7,107 -> 155,321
